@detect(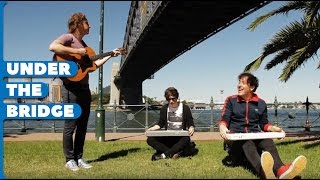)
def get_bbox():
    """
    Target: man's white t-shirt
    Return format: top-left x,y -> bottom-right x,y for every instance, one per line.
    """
167,102 -> 183,130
